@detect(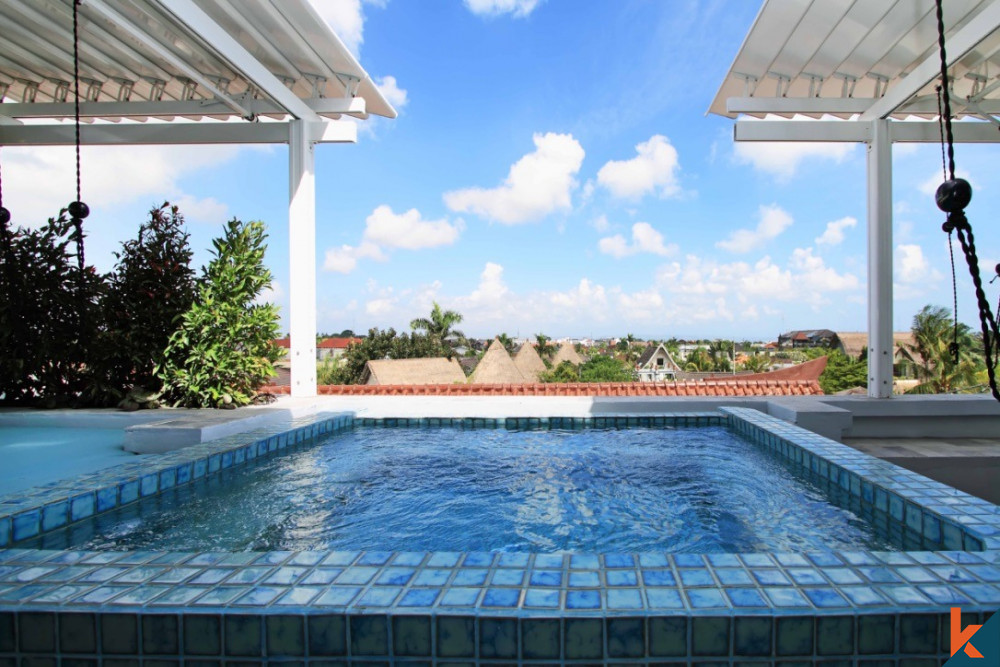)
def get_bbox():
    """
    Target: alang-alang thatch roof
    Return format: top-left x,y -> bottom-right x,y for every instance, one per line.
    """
362,358 -> 466,385
551,342 -> 584,366
469,339 -> 527,384
512,344 -> 547,382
